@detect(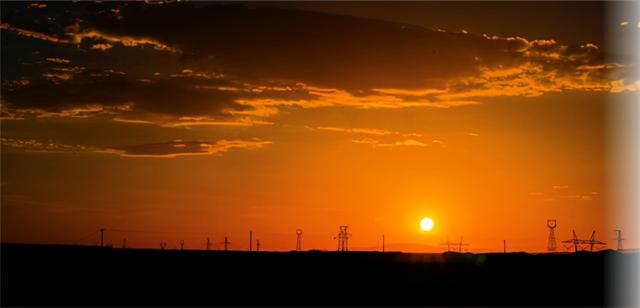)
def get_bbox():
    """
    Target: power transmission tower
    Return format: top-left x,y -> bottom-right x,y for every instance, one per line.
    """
547,219 -> 557,252
561,229 -> 606,252
441,237 -> 469,252
615,230 -> 624,251
440,237 -> 452,252
296,229 -> 303,251
99,228 -> 105,247
457,237 -> 467,253
180,240 -> 185,250
333,226 -> 352,251
224,236 -> 231,251
249,231 -> 253,252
